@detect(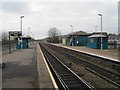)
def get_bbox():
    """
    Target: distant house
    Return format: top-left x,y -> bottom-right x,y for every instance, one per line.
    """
62,38 -> 67,45
108,34 -> 120,49
60,35 -> 67,45
92,32 -> 108,36
108,34 -> 118,45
